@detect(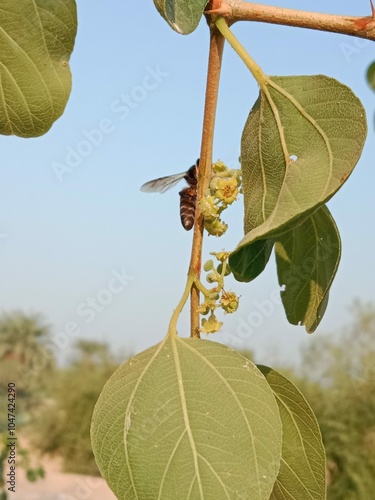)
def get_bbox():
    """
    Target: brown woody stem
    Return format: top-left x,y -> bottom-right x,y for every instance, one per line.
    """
188,27 -> 225,338
207,0 -> 375,41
